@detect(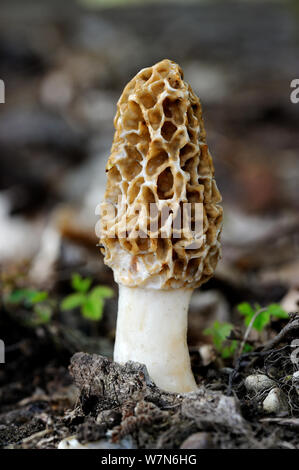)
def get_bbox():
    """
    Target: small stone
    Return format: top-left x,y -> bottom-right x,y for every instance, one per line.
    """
199,344 -> 216,366
180,432 -> 215,449
244,374 -> 275,393
58,437 -> 85,449
57,436 -> 127,449
263,387 -> 289,414
96,409 -> 120,426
